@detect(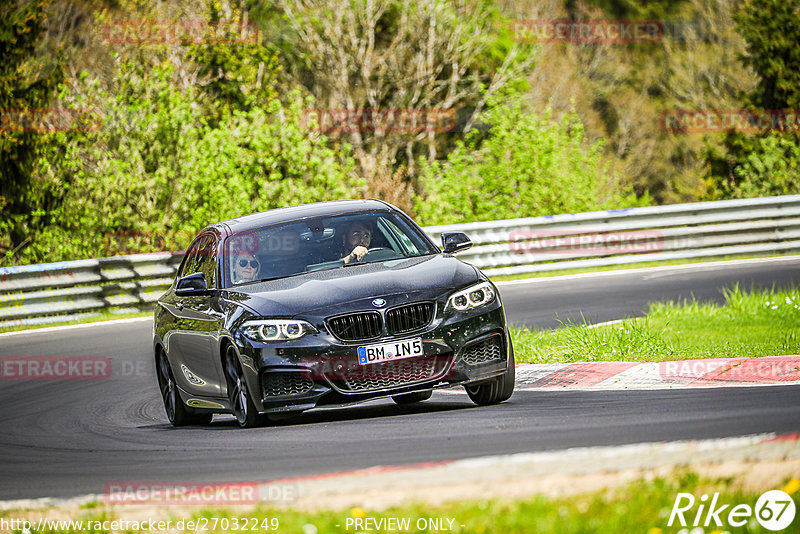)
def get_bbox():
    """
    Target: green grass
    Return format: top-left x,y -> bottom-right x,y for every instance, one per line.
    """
489,252 -> 800,282
512,285 -> 800,363
5,471 -> 797,533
